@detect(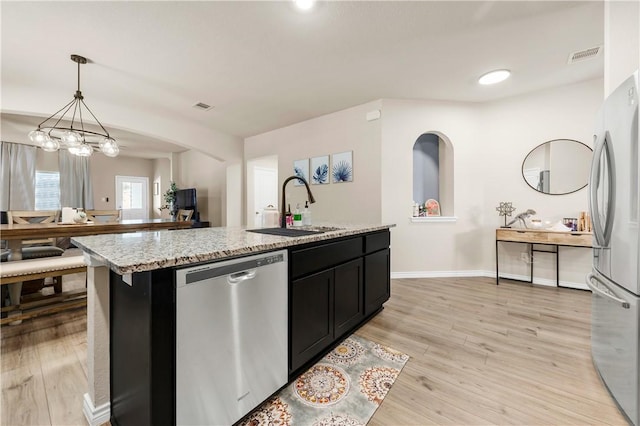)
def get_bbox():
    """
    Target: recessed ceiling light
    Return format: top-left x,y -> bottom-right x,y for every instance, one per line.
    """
293,0 -> 315,11
478,69 -> 511,85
